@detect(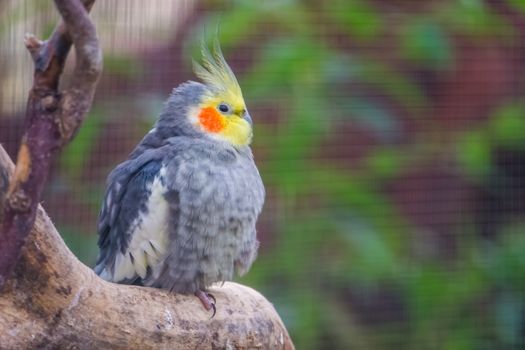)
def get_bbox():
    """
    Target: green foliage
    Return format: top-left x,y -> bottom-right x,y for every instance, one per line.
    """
507,0 -> 525,14
489,103 -> 525,150
437,0 -> 514,37
401,19 -> 453,70
457,102 -> 525,180
326,0 -> 382,40
457,130 -> 492,179
60,110 -> 103,180
104,55 -> 144,79
195,1 -> 525,348
0,1 -> 54,35
60,226 -> 99,264
366,149 -> 406,179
